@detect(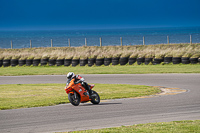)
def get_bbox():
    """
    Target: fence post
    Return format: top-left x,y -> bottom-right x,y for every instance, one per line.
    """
68,38 -> 70,47
190,35 -> 192,45
167,36 -> 169,44
30,40 -> 32,48
11,40 -> 13,49
143,36 -> 145,45
120,37 -> 123,46
100,37 -> 102,47
85,38 -> 87,46
51,39 -> 53,47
